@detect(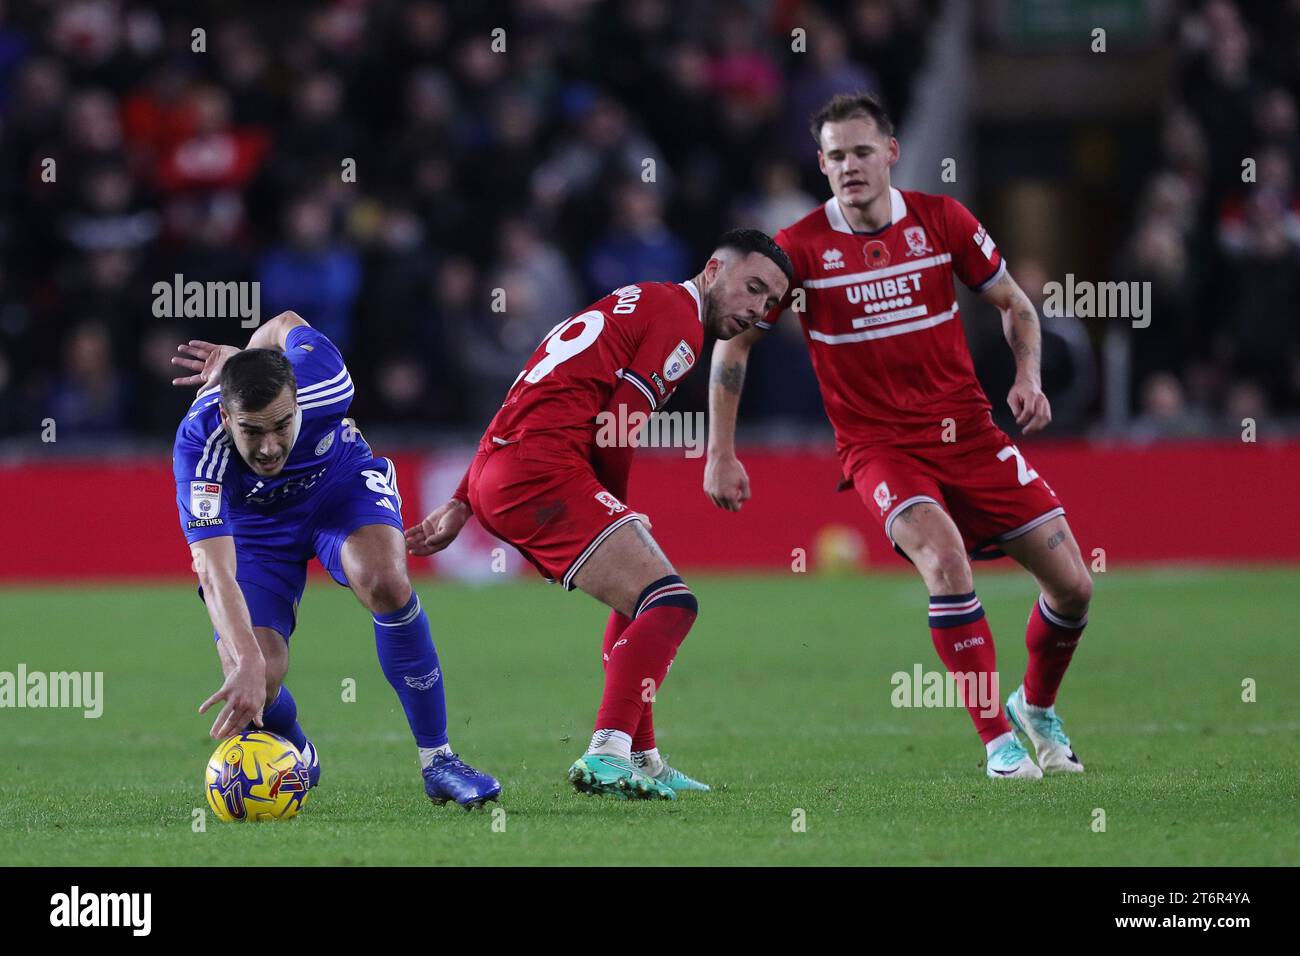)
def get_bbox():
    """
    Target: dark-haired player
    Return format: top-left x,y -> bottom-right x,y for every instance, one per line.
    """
171,311 -> 500,808
408,230 -> 792,799
706,94 -> 1093,779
